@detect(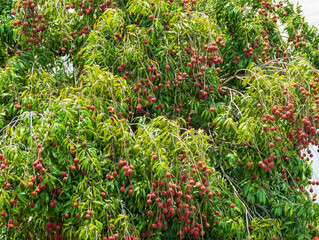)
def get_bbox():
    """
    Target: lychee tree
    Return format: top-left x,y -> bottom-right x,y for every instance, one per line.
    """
1,0 -> 319,239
